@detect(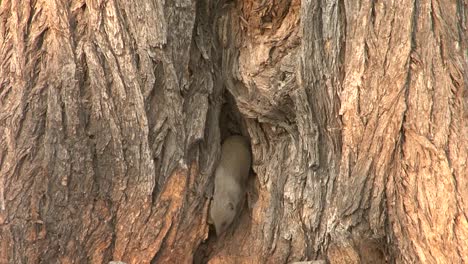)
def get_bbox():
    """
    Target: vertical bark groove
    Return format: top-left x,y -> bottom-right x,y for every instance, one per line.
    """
0,0 -> 466,263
